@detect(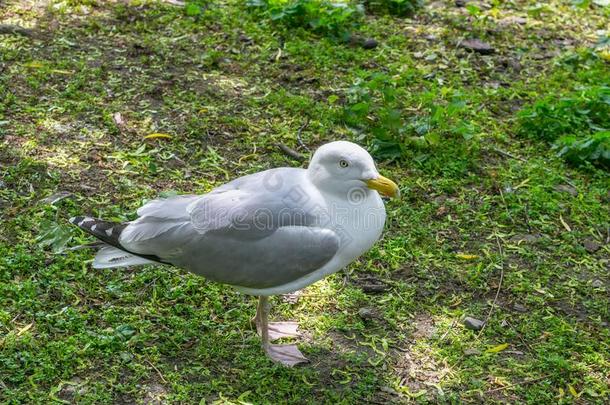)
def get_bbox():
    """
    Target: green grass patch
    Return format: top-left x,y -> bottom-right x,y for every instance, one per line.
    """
1,0 -> 609,402
517,50 -> 610,169
343,73 -> 478,159
247,0 -> 364,40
